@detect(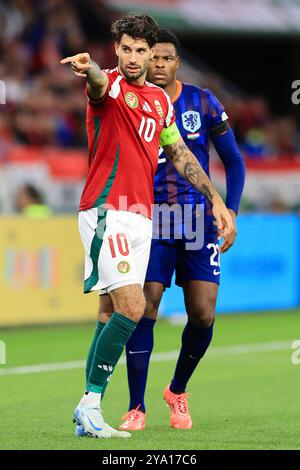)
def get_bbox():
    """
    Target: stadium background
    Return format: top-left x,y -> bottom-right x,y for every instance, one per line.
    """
0,0 -> 300,450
